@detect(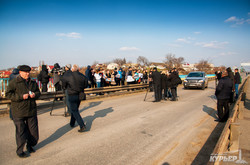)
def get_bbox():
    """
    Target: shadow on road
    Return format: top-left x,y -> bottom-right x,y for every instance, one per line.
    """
83,107 -> 114,131
245,98 -> 250,111
202,105 -> 218,120
35,101 -> 107,150
79,101 -> 102,113
191,122 -> 226,165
